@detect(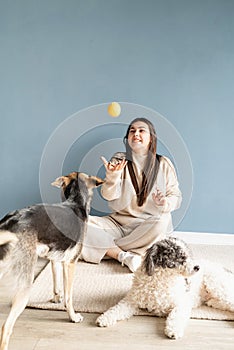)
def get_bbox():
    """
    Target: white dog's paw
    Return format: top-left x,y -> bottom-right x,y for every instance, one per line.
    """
165,327 -> 184,340
70,313 -> 83,323
96,313 -> 116,327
